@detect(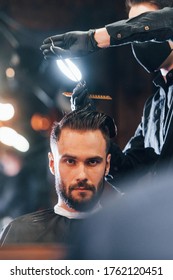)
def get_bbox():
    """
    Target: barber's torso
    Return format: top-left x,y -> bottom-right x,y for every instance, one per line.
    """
142,70 -> 173,156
